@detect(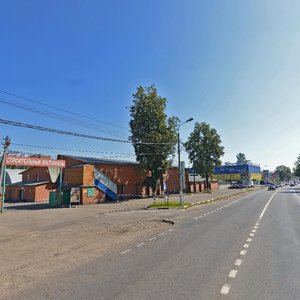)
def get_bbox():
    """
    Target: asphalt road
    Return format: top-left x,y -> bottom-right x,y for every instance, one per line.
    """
17,186 -> 300,300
